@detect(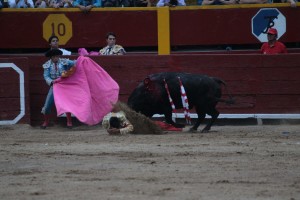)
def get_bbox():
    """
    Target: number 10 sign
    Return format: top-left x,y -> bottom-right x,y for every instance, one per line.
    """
43,14 -> 73,45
